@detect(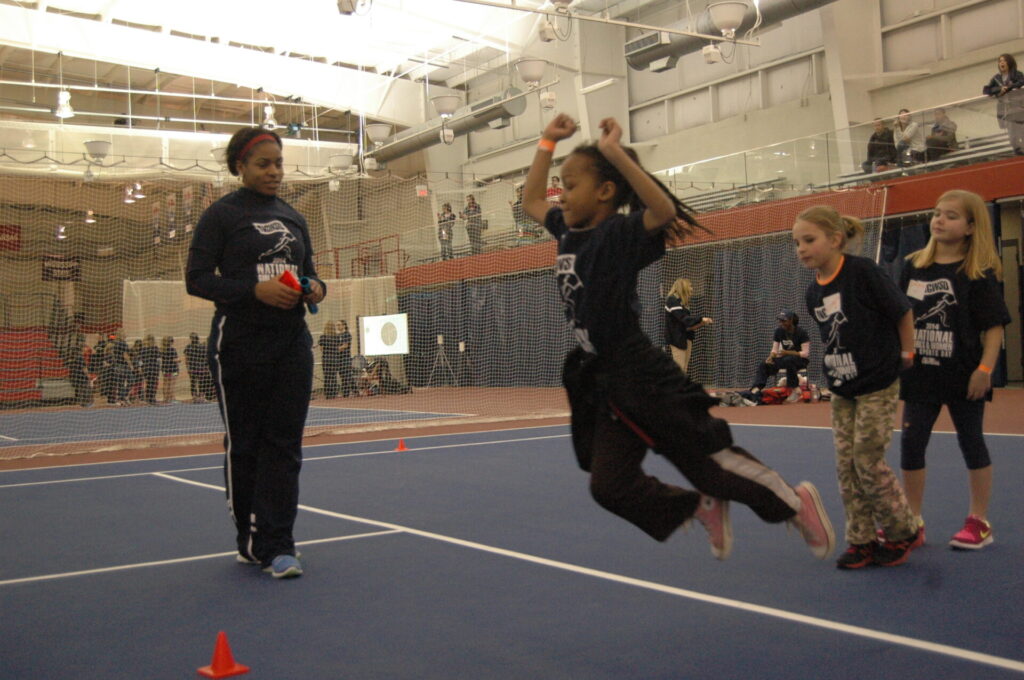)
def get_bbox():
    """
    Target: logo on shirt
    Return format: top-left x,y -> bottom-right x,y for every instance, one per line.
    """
555,253 -> 595,353
907,277 -> 957,362
813,292 -> 857,386
252,220 -> 296,261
